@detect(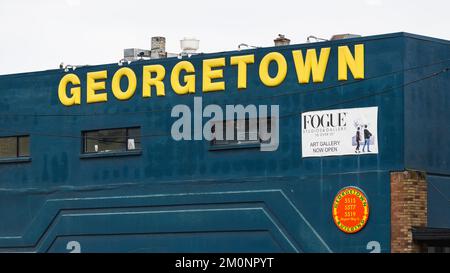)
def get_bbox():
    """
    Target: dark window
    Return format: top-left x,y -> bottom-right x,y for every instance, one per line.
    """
83,127 -> 141,154
211,118 -> 273,147
0,135 -> 30,158
428,246 -> 449,253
